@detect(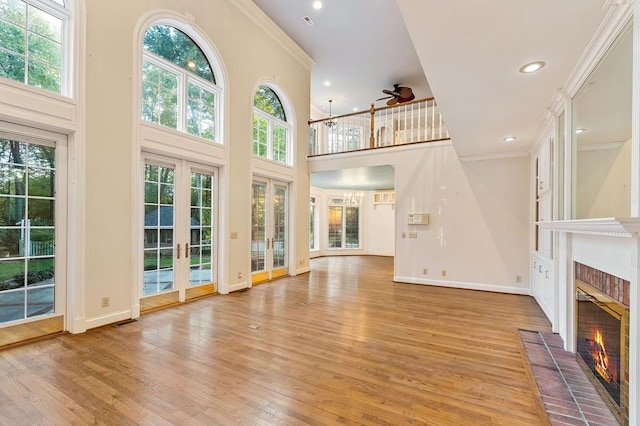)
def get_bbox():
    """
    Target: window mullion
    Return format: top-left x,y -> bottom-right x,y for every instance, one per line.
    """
267,117 -> 274,160
178,74 -> 187,133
